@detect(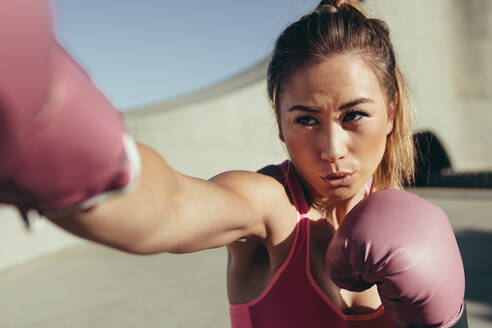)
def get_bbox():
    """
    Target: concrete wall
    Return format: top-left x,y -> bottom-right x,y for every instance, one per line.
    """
124,60 -> 285,179
0,205 -> 82,272
366,0 -> 492,170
